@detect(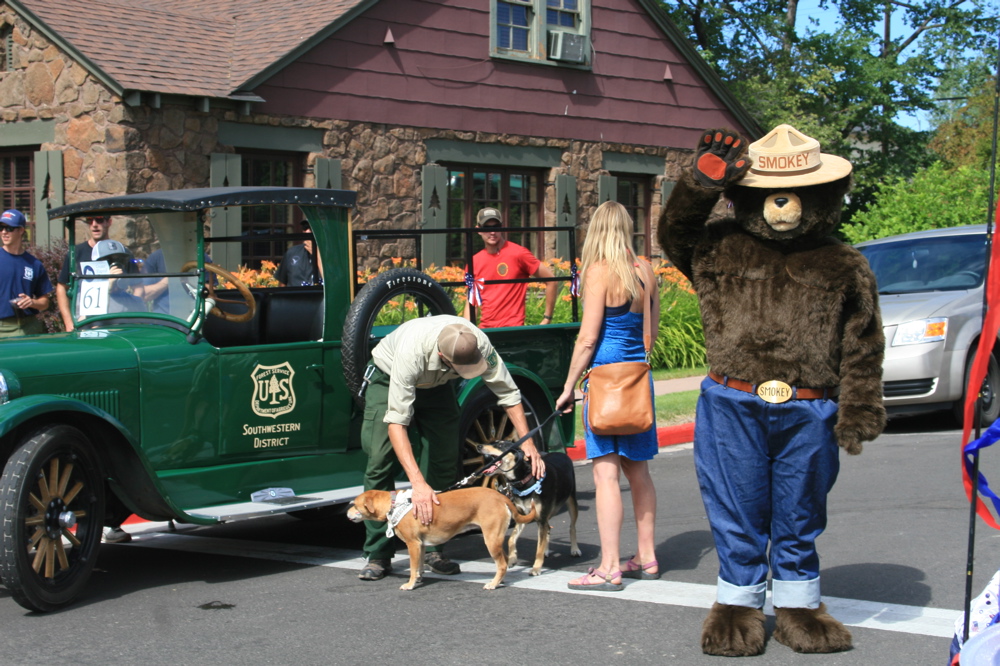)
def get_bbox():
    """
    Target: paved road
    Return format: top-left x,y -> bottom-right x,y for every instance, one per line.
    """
0,413 -> 989,665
